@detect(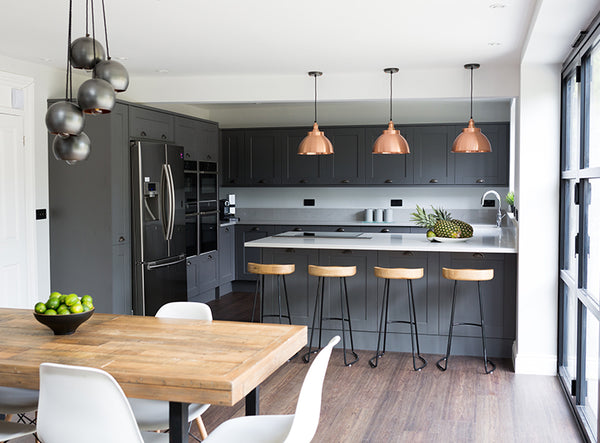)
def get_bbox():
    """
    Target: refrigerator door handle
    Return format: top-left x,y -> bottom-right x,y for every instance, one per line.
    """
146,255 -> 186,270
160,164 -> 169,240
166,163 -> 176,240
